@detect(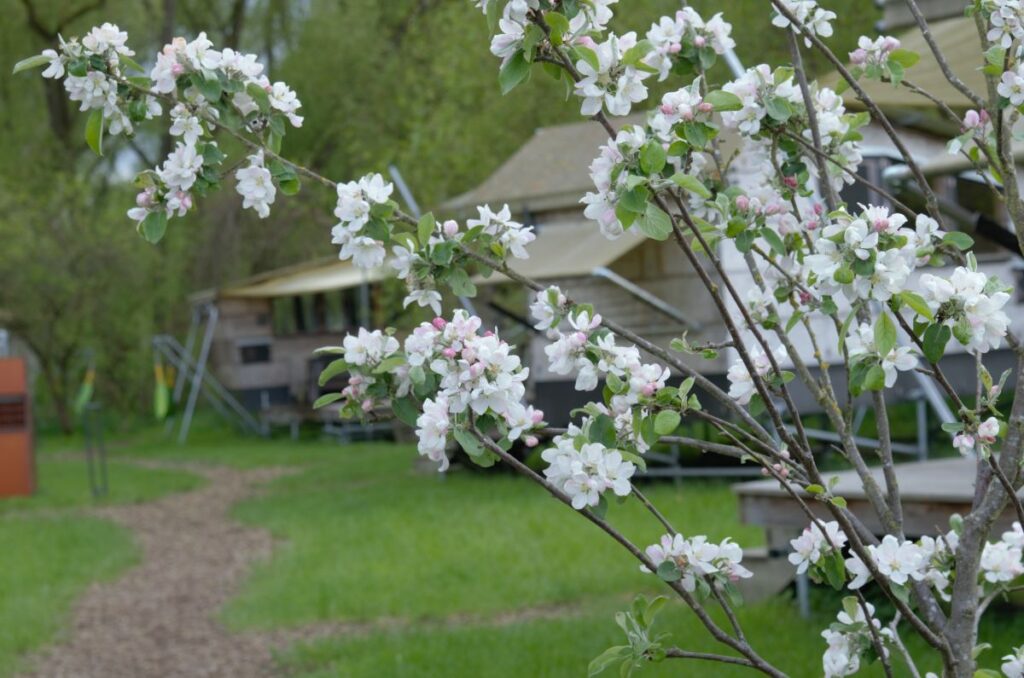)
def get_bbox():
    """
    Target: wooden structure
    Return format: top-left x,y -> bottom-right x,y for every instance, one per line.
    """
733,456 -> 1023,541
0,358 -> 34,497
